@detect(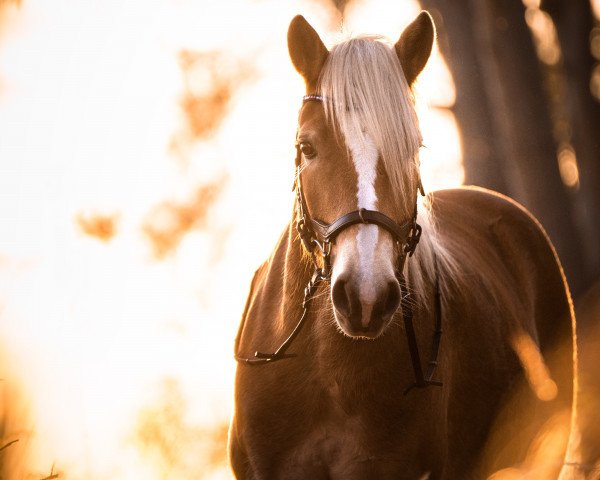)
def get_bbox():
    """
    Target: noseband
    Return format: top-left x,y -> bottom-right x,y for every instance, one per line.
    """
235,95 -> 442,394
294,142 -> 422,281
